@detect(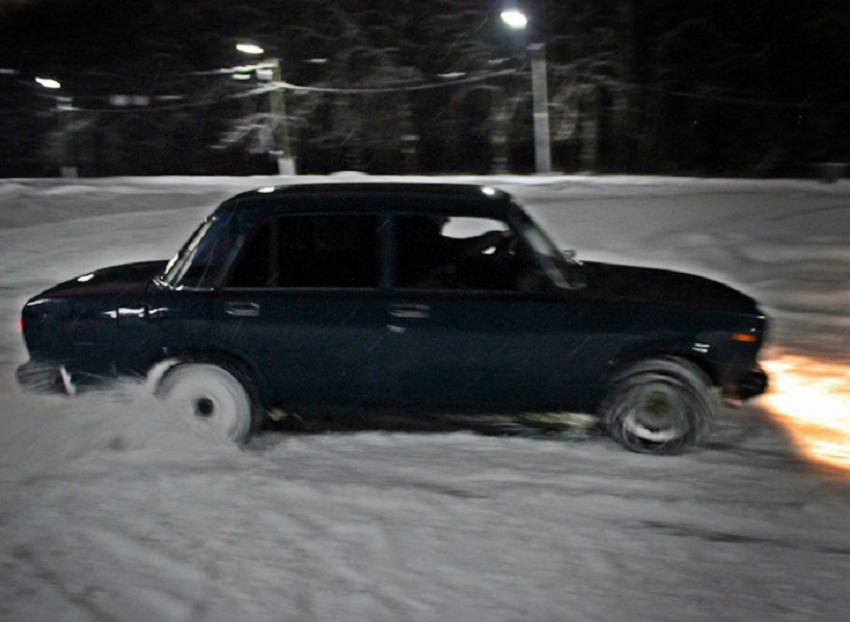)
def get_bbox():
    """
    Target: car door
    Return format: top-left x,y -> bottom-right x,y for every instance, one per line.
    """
211,213 -> 387,410
368,214 -> 613,413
